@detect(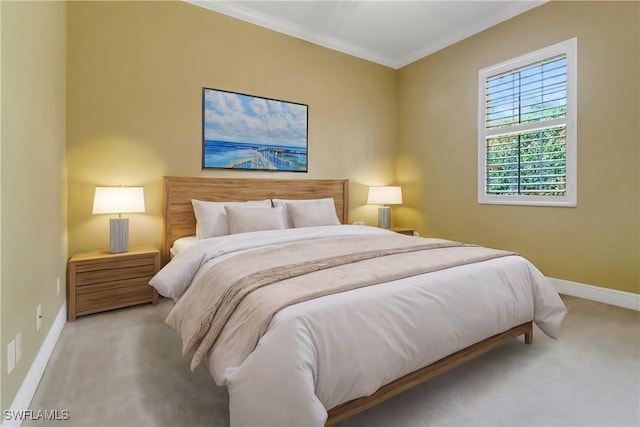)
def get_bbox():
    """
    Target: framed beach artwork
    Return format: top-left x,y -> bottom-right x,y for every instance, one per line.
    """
202,87 -> 308,172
